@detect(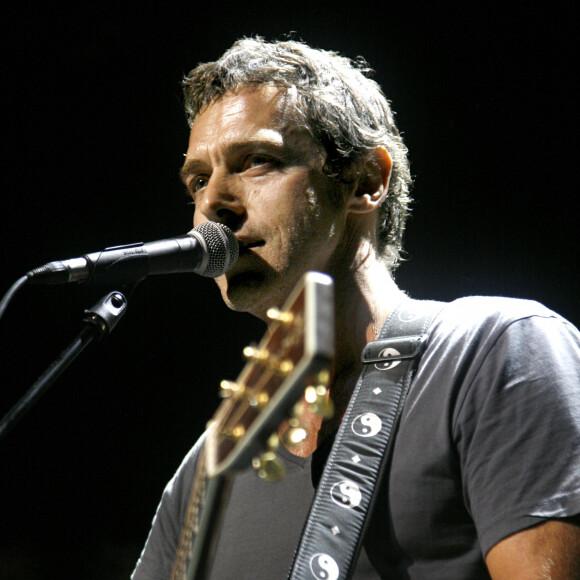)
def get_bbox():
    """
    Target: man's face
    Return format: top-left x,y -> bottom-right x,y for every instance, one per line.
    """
181,86 -> 350,319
